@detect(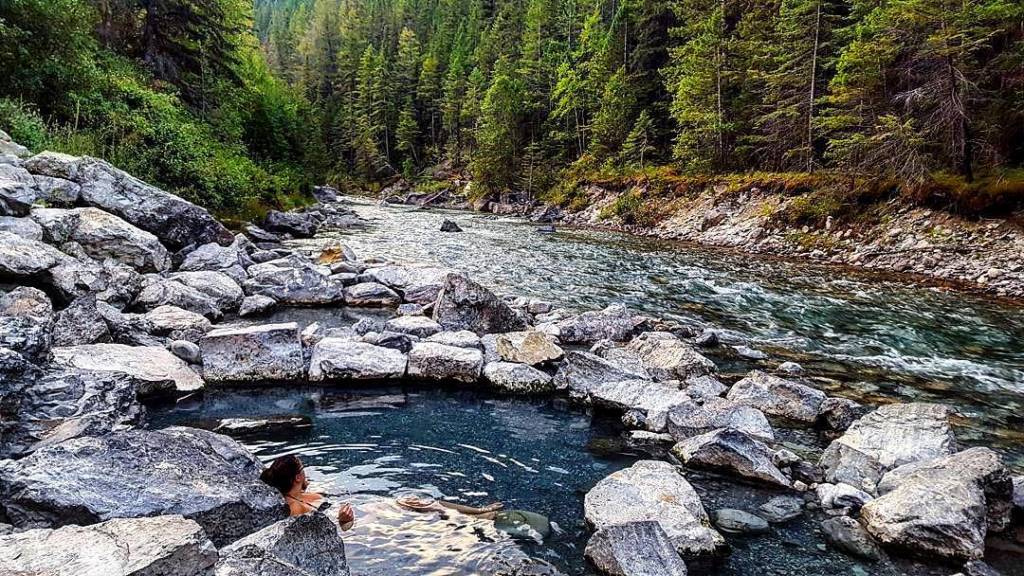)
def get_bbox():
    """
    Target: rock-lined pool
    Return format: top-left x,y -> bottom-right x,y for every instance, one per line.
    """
292,199 -> 1024,471
152,387 -> 965,576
